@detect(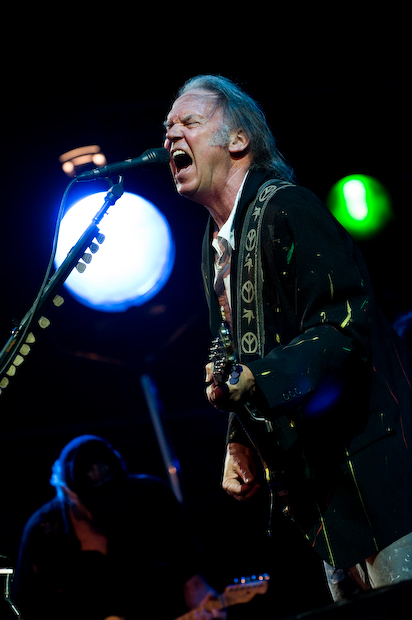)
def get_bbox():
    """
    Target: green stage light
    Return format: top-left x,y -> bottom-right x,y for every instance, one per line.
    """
326,174 -> 393,239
